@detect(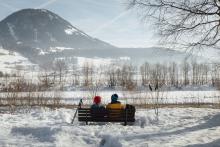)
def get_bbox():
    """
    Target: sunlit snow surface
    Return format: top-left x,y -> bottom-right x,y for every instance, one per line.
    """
0,108 -> 220,147
64,27 -> 77,35
0,48 -> 34,72
0,90 -> 218,105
